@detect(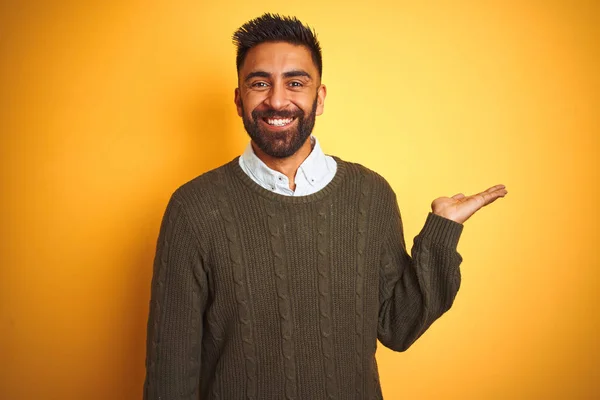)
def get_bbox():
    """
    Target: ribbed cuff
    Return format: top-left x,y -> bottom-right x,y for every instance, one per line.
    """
419,212 -> 464,249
